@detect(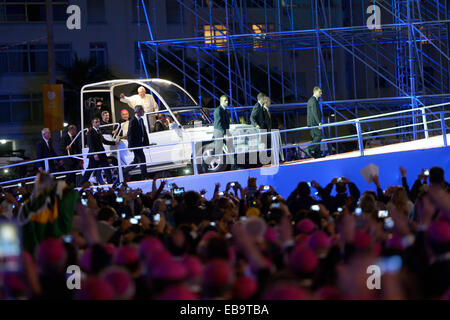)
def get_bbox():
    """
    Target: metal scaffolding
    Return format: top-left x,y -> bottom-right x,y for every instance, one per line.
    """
136,0 -> 450,148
